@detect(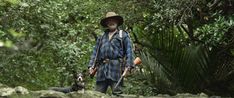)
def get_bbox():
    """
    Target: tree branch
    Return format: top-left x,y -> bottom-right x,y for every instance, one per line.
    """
180,25 -> 205,44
